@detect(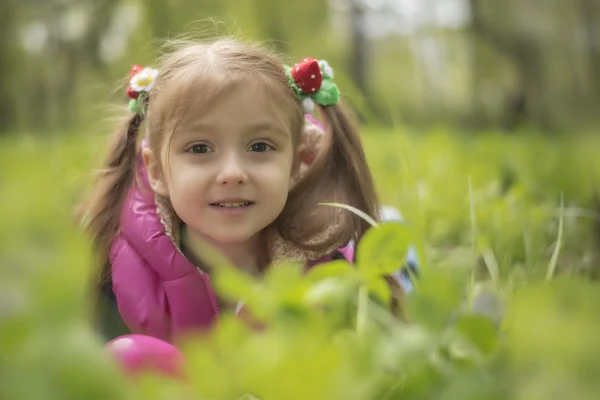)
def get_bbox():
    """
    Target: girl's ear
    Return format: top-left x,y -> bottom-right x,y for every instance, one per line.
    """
142,147 -> 169,196
290,113 -> 332,187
